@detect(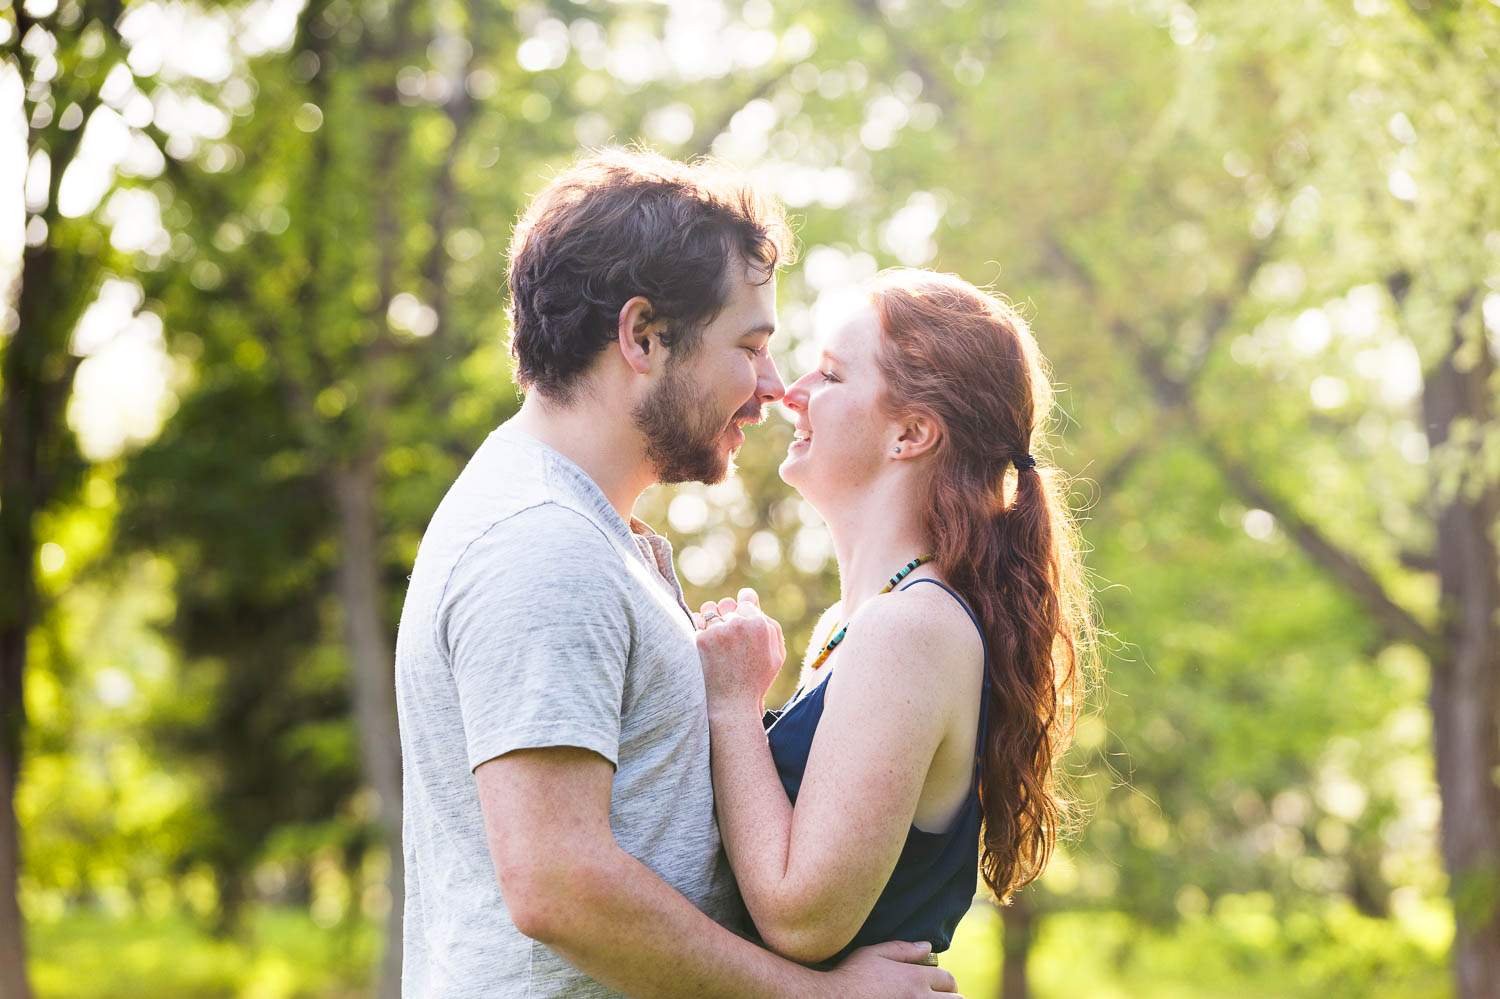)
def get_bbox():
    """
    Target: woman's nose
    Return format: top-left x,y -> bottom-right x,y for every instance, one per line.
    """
782,373 -> 811,412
